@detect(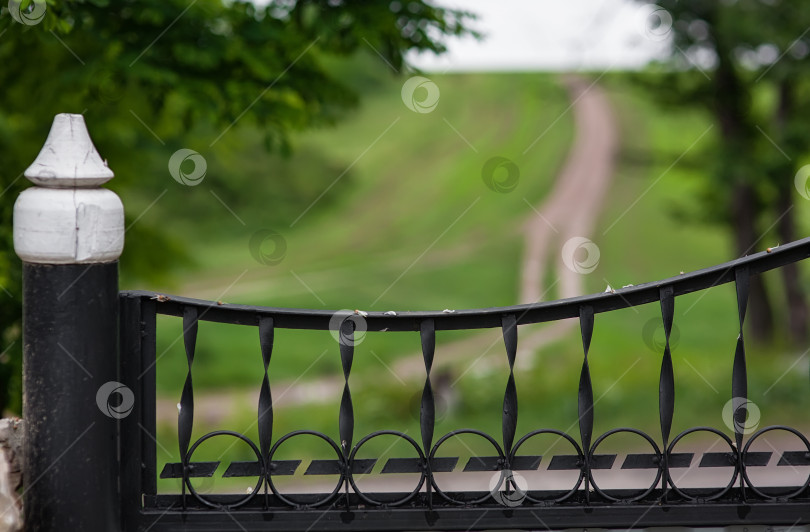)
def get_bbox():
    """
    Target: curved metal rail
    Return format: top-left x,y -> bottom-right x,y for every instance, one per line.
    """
123,236 -> 810,331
